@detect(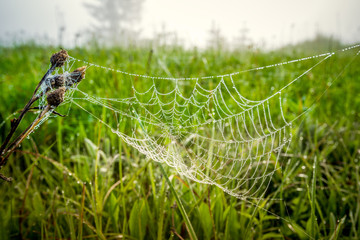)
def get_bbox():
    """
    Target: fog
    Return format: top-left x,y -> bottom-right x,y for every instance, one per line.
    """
0,0 -> 359,48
